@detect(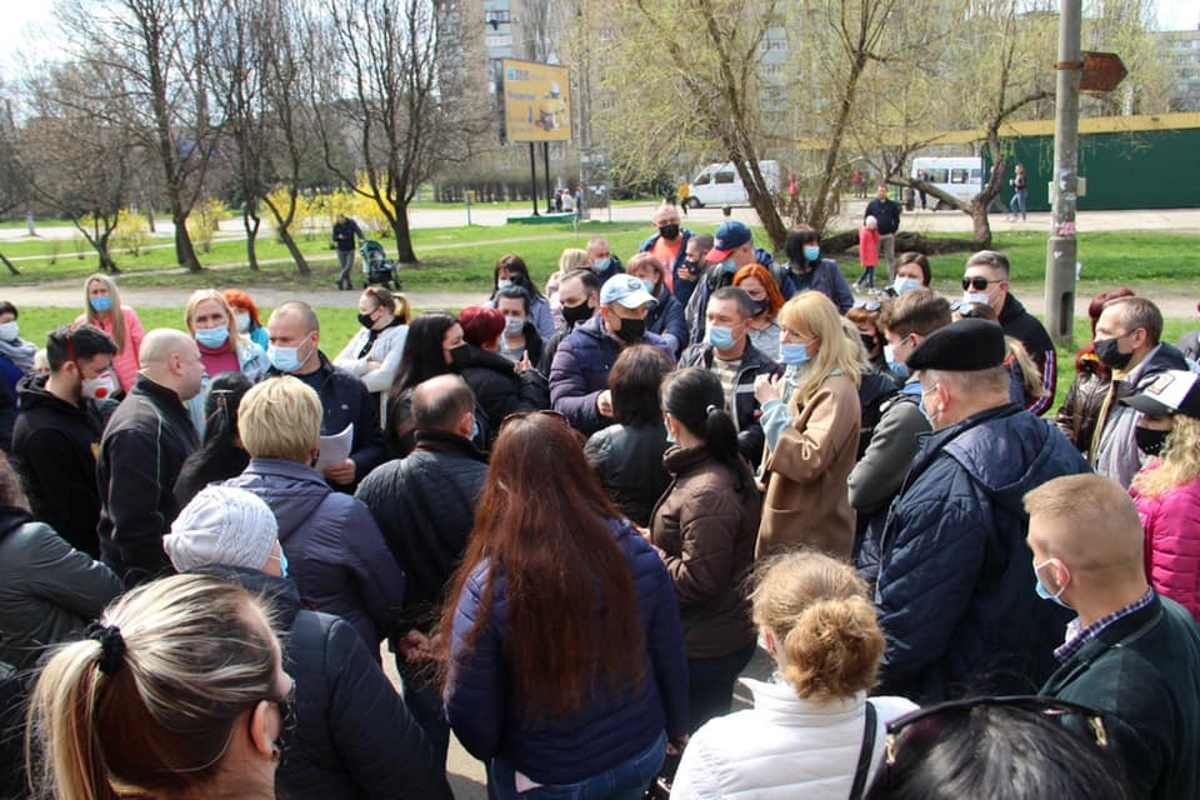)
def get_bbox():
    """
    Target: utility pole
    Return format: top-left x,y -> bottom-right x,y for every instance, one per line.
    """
1044,0 -> 1082,347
